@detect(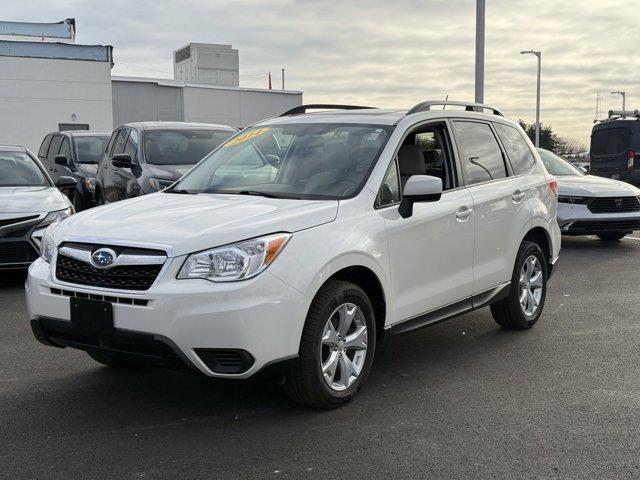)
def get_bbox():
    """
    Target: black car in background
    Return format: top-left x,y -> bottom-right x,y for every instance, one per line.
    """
95,122 -> 236,204
589,110 -> 640,186
37,131 -> 111,211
